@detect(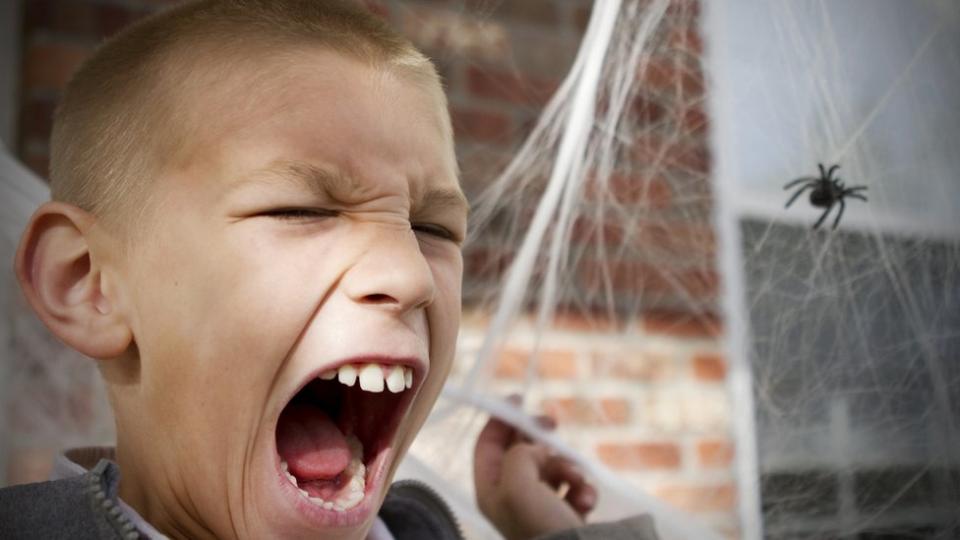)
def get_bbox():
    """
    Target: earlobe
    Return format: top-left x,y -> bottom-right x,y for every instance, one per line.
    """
15,202 -> 133,360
